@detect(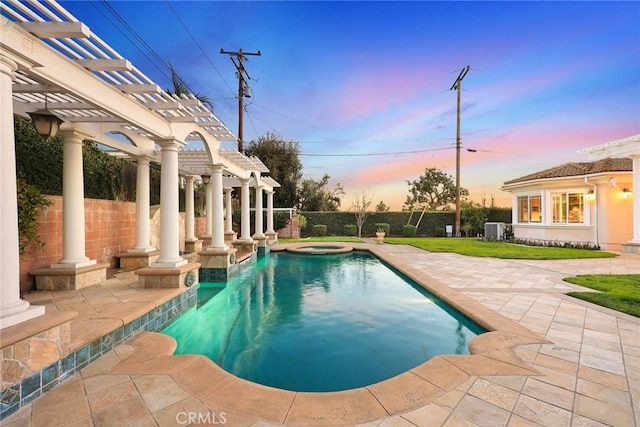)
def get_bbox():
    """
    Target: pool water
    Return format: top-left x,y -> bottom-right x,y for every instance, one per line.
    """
161,251 -> 484,392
